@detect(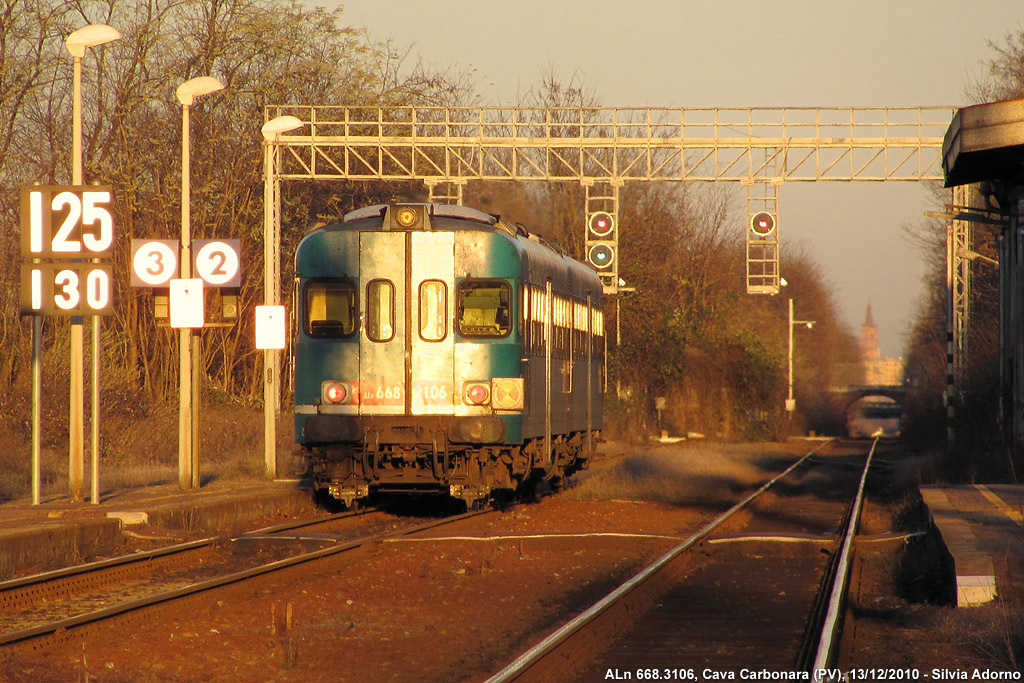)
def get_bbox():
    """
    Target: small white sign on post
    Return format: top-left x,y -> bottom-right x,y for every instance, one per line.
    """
169,278 -> 204,328
255,305 -> 287,350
